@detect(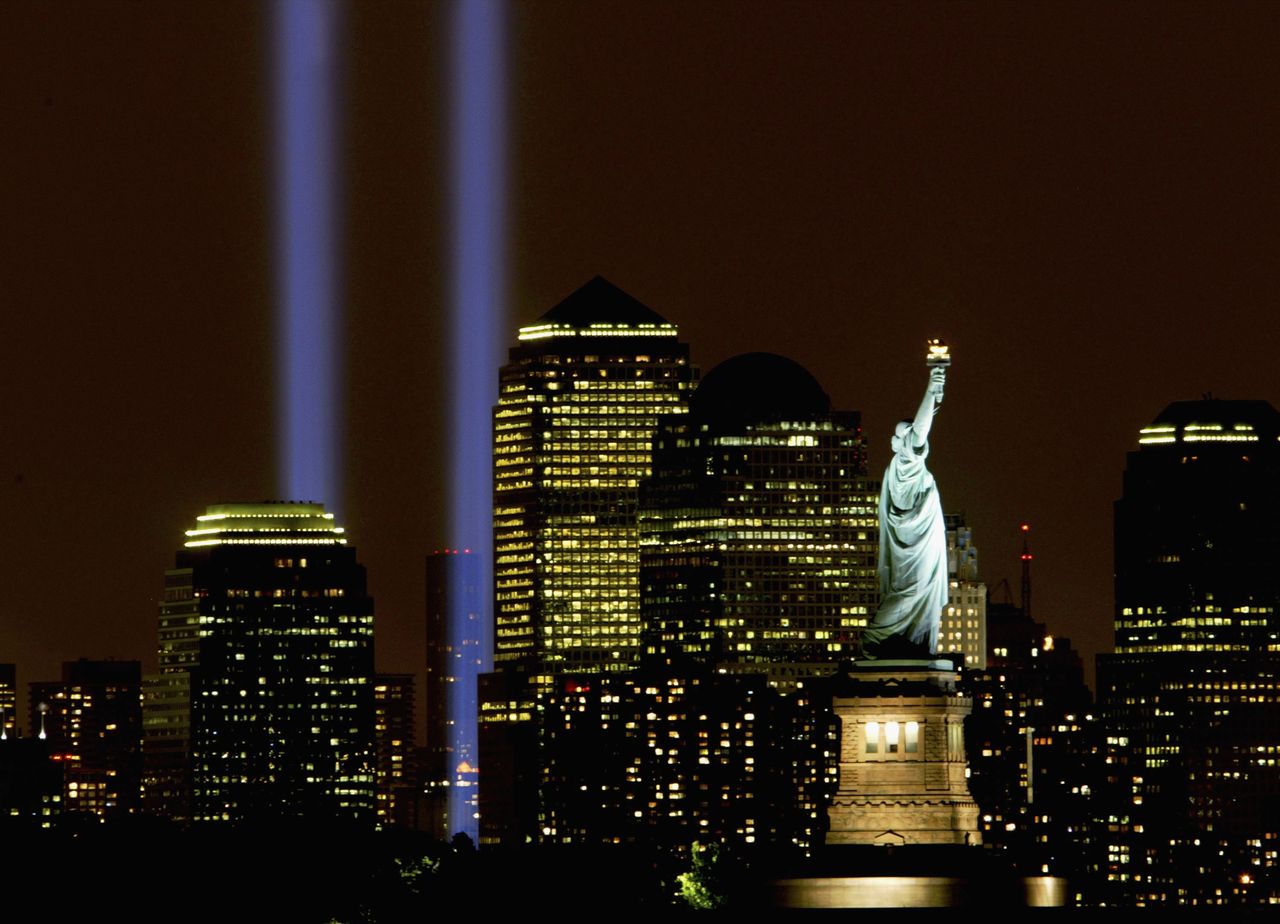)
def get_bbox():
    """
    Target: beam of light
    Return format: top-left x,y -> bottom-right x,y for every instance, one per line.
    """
447,0 -> 507,842
273,0 -> 344,510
